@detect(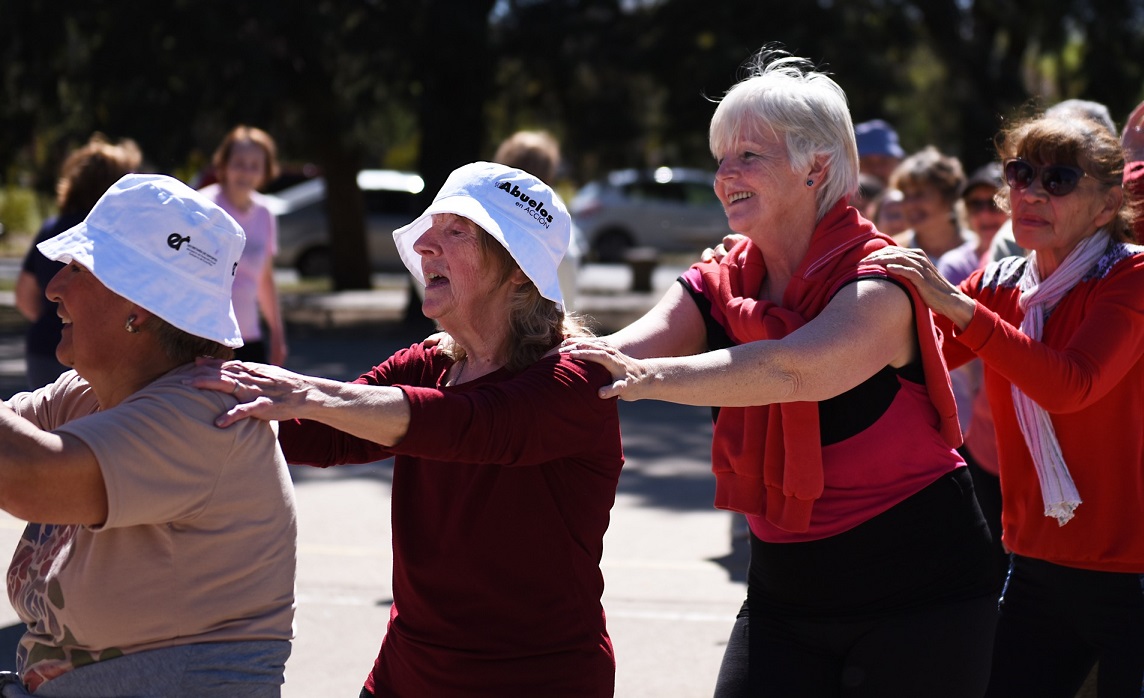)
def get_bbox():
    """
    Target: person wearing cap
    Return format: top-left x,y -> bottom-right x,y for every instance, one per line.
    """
564,50 -> 997,696
854,118 -> 905,185
0,174 -> 296,696
191,162 -> 622,696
